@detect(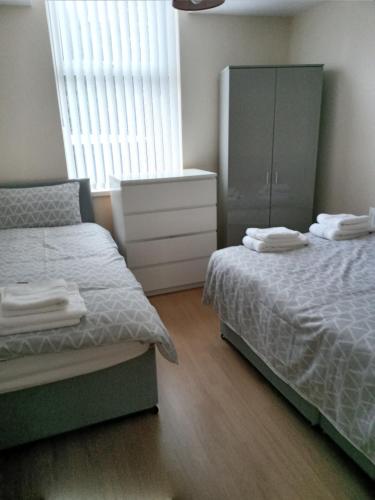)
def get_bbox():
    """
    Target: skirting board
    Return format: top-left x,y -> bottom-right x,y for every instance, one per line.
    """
145,282 -> 204,297
220,322 -> 375,479
0,347 -> 158,450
